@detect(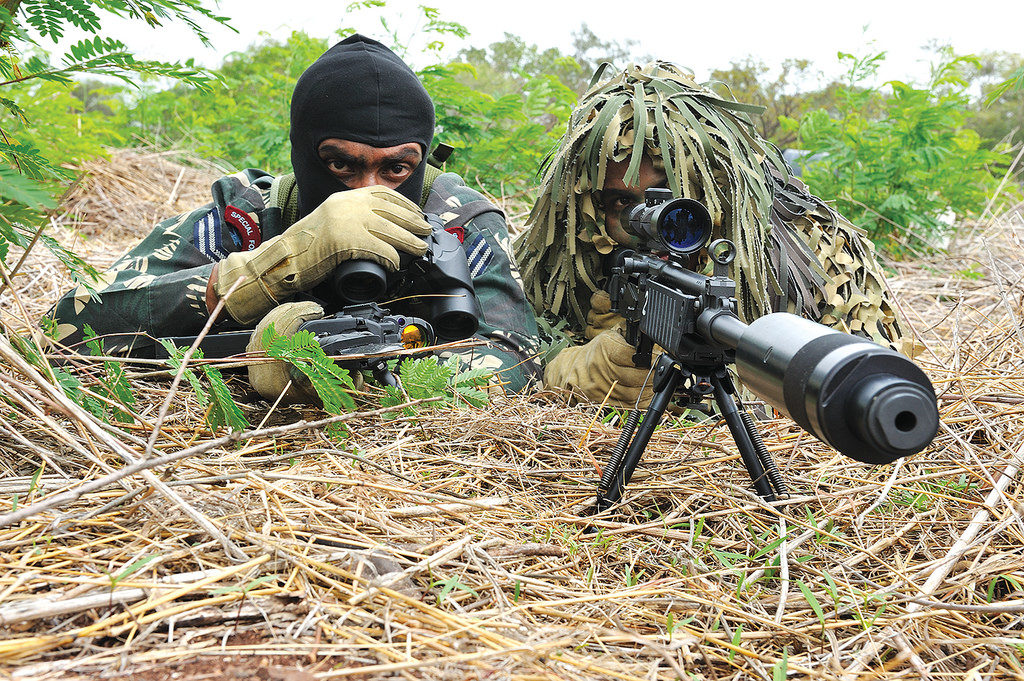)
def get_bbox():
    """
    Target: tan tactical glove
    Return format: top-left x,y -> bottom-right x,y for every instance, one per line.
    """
584,290 -> 624,340
215,186 -> 432,325
544,326 -> 656,409
246,301 -> 362,404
